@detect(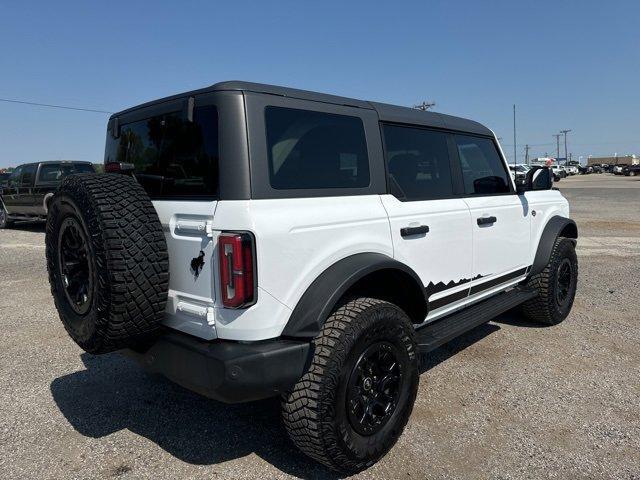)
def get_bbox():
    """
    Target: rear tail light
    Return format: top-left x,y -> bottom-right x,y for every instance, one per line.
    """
218,232 -> 256,308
